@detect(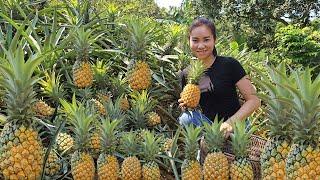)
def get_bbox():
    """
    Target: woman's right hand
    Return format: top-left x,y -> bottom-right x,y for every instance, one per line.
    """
178,98 -> 186,111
